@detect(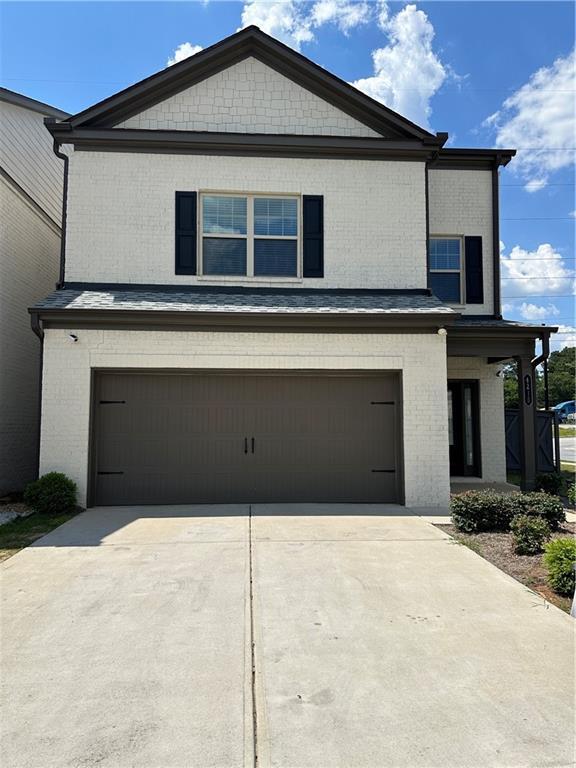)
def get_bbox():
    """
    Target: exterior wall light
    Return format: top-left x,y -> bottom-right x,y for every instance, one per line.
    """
437,327 -> 447,336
